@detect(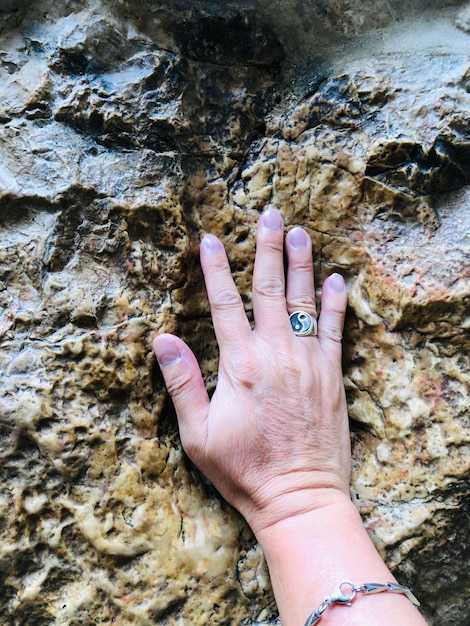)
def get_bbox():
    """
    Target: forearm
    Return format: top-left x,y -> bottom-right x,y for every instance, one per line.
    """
255,493 -> 428,626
